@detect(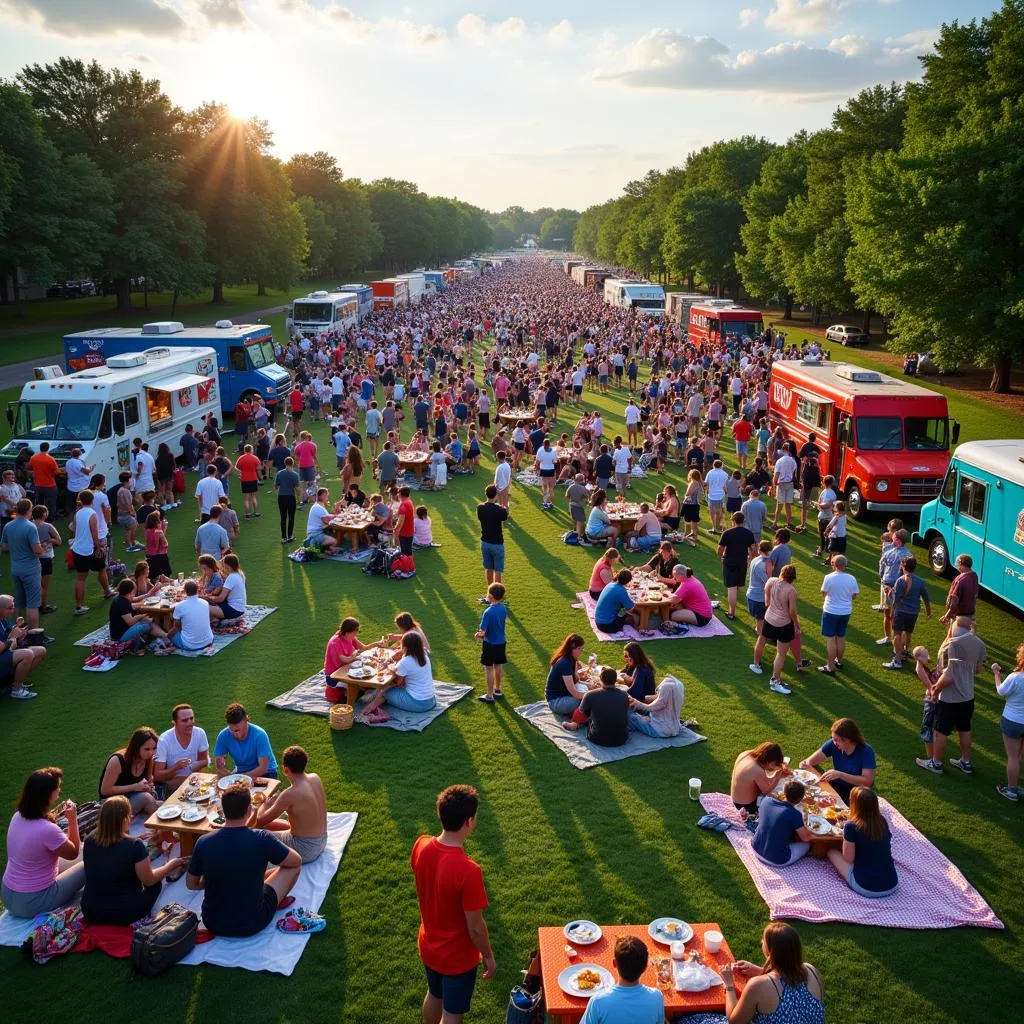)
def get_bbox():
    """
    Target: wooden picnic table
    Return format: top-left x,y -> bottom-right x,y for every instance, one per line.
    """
769,767 -> 848,858
497,410 -> 535,427
397,449 -> 431,480
132,579 -> 194,632
625,573 -> 676,632
606,501 -> 643,536
326,508 -> 375,553
539,922 -> 738,1024
328,642 -> 399,706
143,772 -> 280,856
